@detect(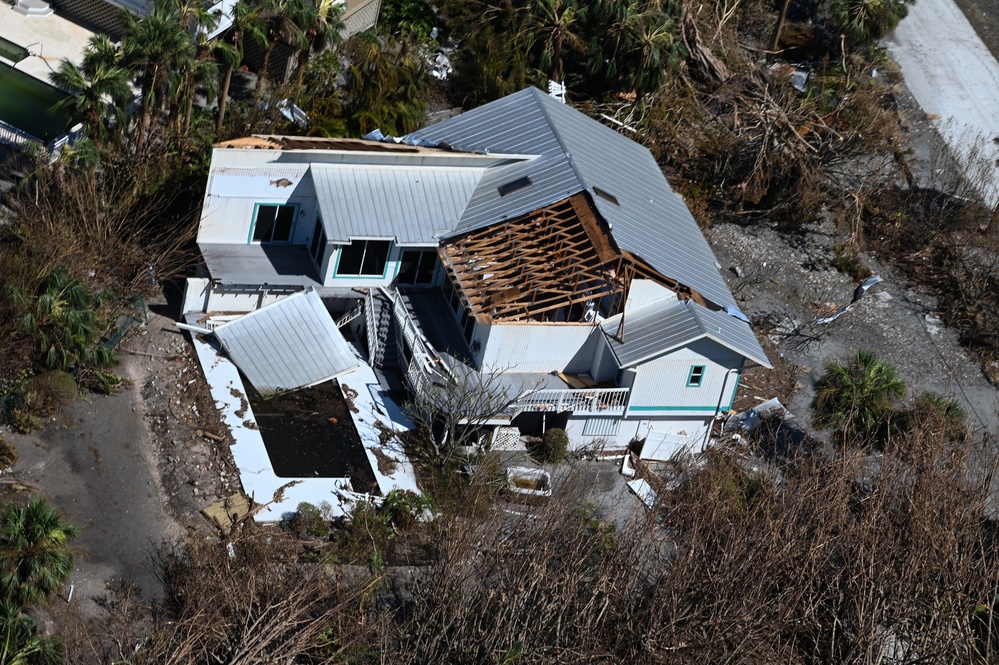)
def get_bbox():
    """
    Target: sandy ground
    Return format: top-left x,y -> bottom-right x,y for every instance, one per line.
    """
885,0 -> 999,205
4,291 -> 240,618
